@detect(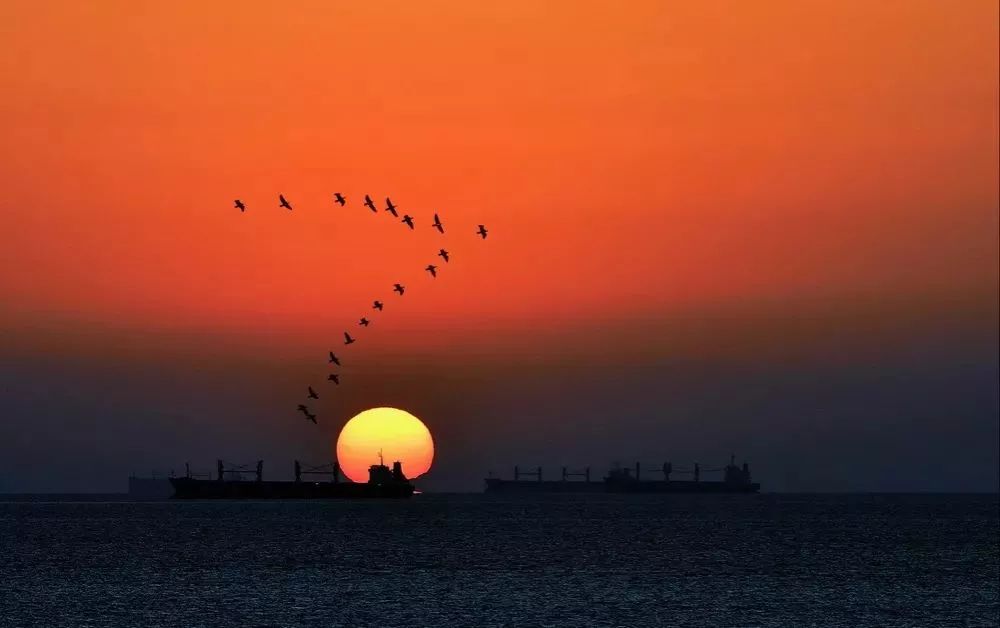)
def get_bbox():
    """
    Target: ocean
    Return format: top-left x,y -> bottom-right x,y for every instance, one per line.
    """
1,494 -> 996,627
